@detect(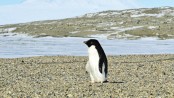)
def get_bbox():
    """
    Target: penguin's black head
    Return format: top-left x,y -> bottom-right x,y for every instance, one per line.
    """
84,39 -> 100,47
